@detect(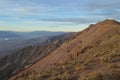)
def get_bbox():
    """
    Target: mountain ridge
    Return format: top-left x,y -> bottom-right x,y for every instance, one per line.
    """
10,19 -> 120,80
